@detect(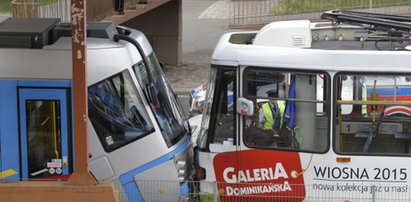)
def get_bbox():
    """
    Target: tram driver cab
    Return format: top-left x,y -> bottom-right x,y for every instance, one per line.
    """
0,17 -> 195,202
